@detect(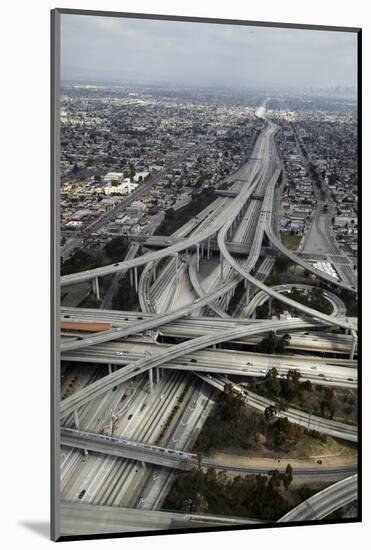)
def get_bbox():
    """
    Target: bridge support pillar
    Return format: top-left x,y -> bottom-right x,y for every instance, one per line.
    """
153,265 -> 157,281
246,283 -> 250,305
148,368 -> 153,393
134,267 -> 138,292
92,277 -> 100,300
141,461 -> 146,470
268,297 -> 272,317
196,244 -> 200,271
73,409 -> 80,430
207,237 -> 211,259
130,269 -> 134,287
174,253 -> 179,282
108,364 -> 112,375
155,367 -> 160,384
